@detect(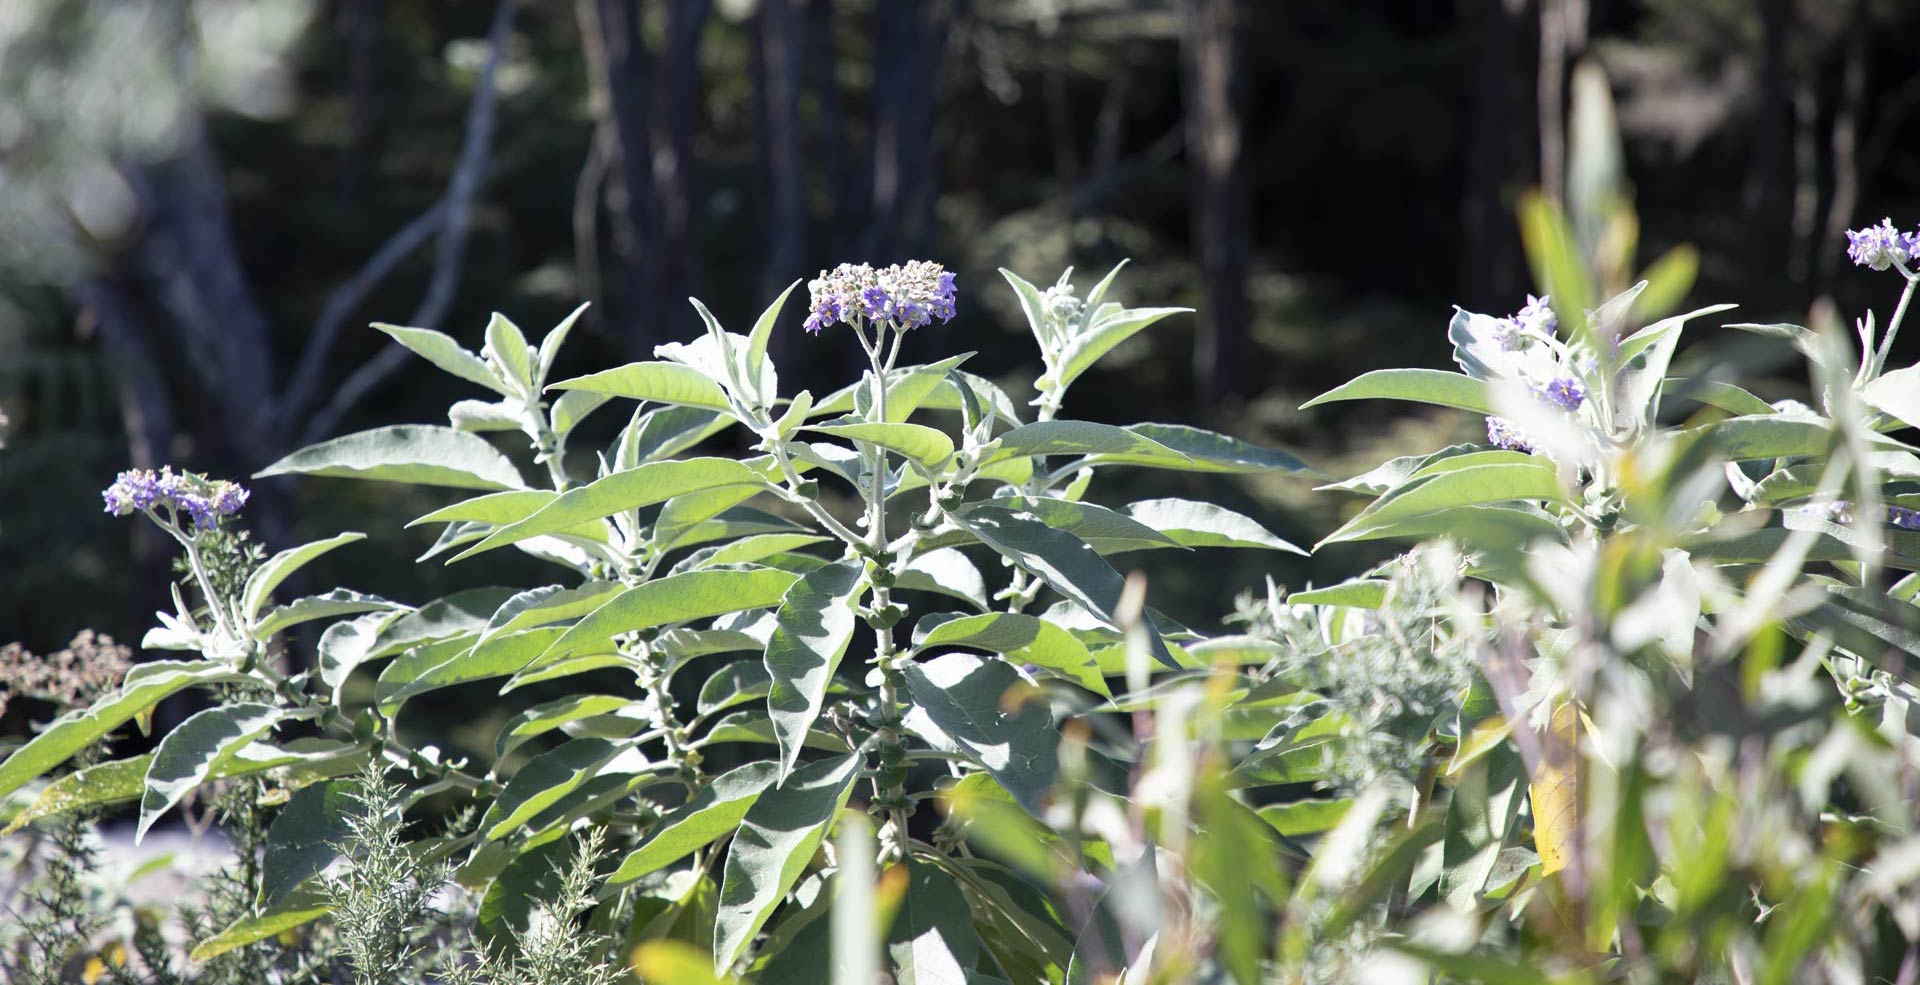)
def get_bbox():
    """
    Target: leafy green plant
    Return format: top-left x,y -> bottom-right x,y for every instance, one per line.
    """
0,259 -> 1316,980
